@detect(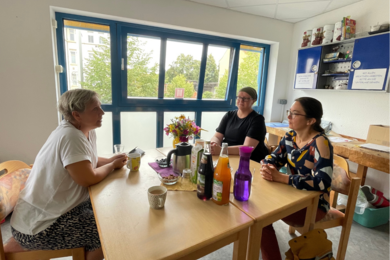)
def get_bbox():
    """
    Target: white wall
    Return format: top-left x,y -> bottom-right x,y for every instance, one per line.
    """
286,0 -> 390,197
0,0 -> 293,163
